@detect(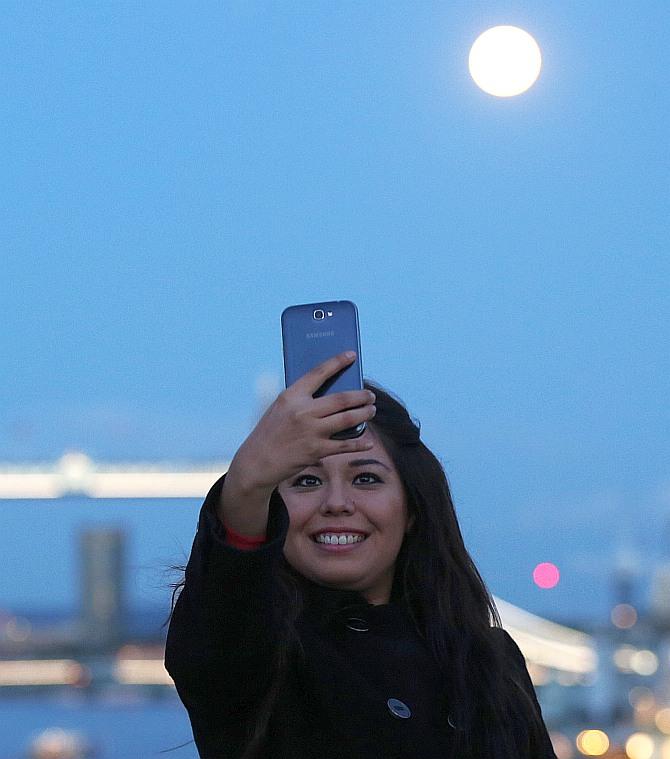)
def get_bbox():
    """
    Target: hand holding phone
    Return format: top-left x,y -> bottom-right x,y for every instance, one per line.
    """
230,352 -> 376,493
